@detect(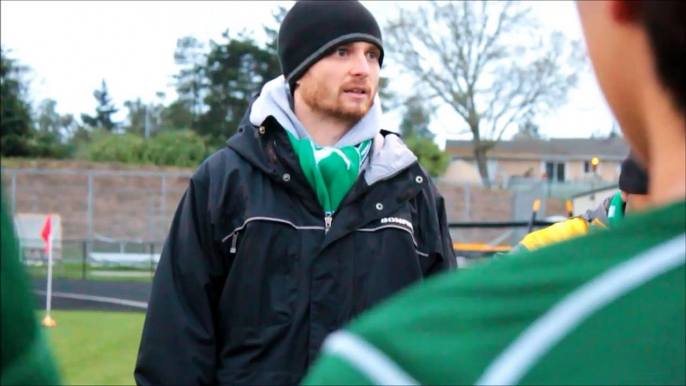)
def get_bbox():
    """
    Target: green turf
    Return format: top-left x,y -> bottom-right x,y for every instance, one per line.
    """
40,310 -> 145,385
